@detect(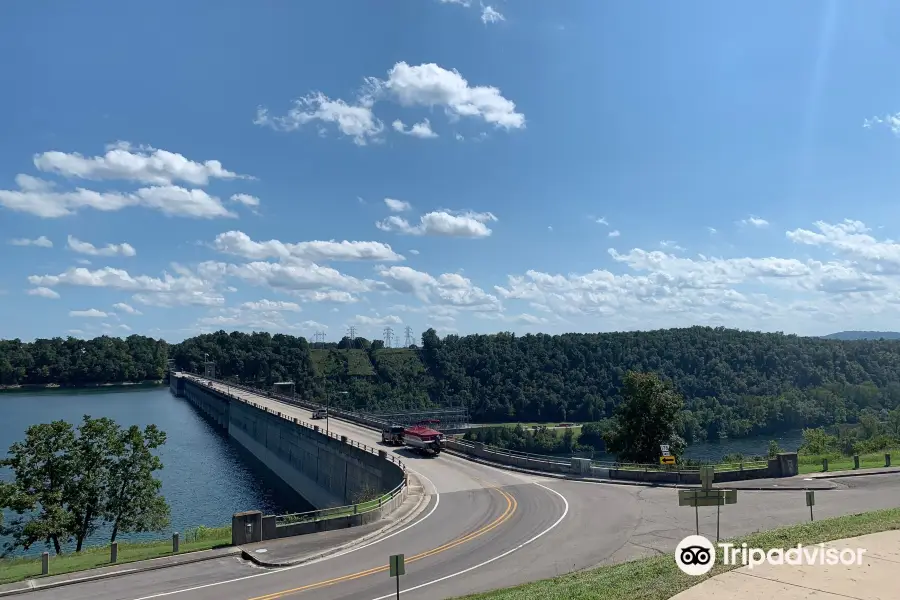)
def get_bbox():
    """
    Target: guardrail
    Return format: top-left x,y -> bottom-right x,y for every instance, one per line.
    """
179,373 -> 405,472
275,479 -> 406,527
